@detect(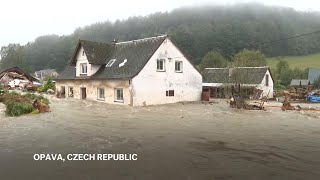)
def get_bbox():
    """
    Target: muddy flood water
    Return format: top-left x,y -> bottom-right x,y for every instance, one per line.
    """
1,97 -> 320,180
